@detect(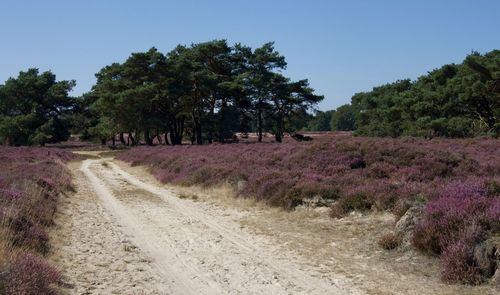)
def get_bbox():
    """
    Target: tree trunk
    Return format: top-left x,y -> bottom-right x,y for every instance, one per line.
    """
119,133 -> 126,145
129,132 -> 136,145
144,128 -> 153,146
100,138 -> 106,146
190,132 -> 195,145
169,118 -> 184,145
275,115 -> 284,143
169,120 -> 176,145
275,132 -> 282,143
218,101 -> 227,143
170,131 -> 176,145
195,123 -> 202,145
112,136 -> 116,147
154,129 -> 162,144
178,118 -> 184,144
192,112 -> 203,145
208,98 -> 215,144
257,108 -> 263,142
